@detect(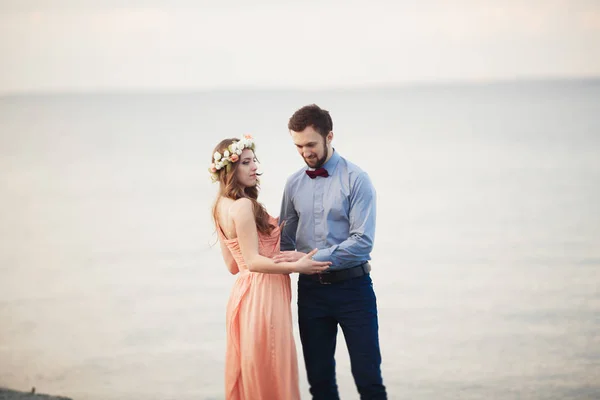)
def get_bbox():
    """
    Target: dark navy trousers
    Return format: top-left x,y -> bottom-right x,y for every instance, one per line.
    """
298,273 -> 387,400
